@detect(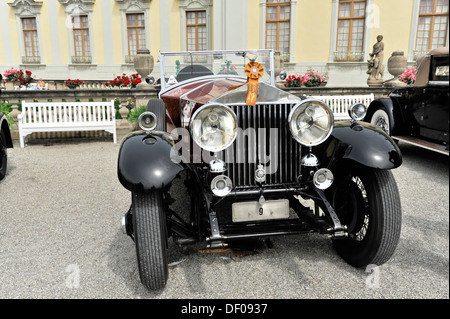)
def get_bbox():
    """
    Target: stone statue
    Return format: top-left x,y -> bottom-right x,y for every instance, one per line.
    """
367,35 -> 385,86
